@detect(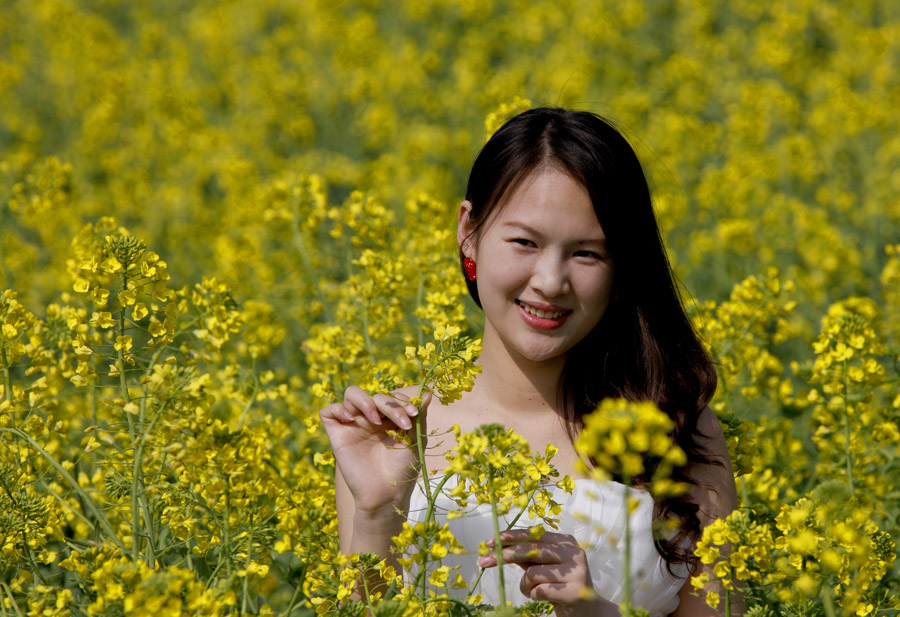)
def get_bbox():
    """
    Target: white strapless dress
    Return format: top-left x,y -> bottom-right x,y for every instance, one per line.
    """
405,476 -> 687,616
